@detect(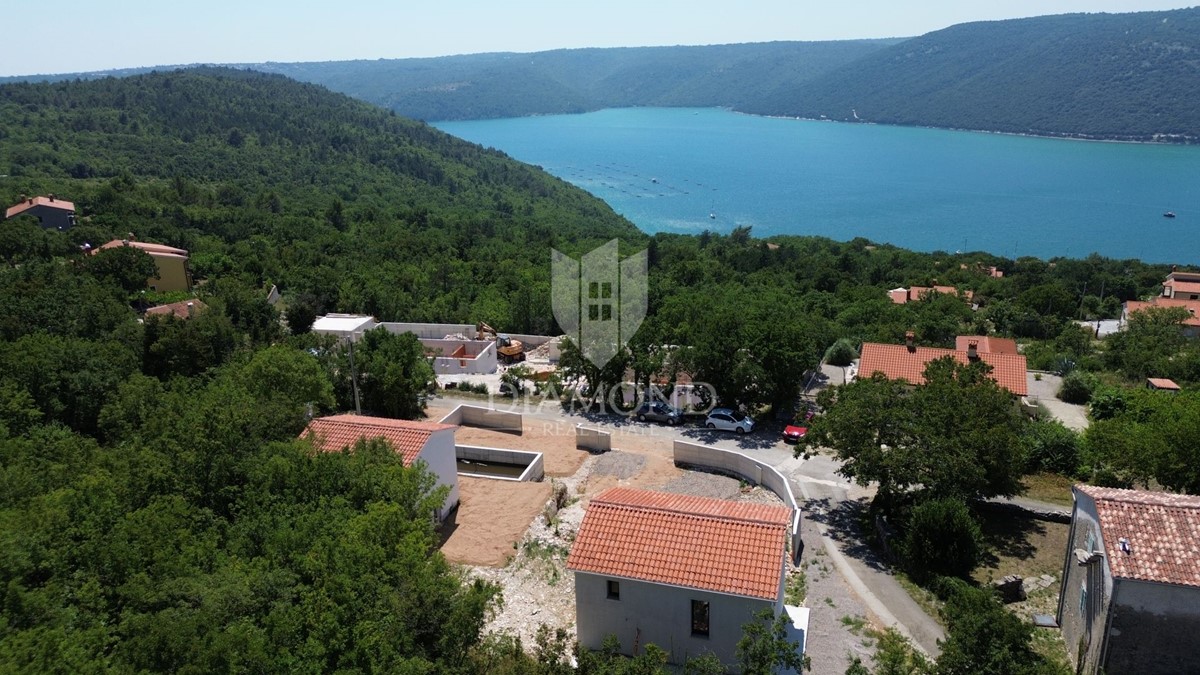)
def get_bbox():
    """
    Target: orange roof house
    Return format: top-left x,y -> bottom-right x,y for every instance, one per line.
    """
888,285 -> 974,305
144,299 -> 208,320
954,335 -> 1018,355
568,487 -> 796,666
1058,486 -> 1200,675
1162,270 -> 1200,300
302,414 -> 460,519
91,237 -> 193,293
1121,298 -> 1200,338
5,194 -> 76,230
858,334 -> 1028,396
